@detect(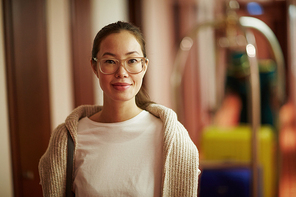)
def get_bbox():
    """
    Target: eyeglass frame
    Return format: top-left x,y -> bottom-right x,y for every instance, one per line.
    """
92,57 -> 148,75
